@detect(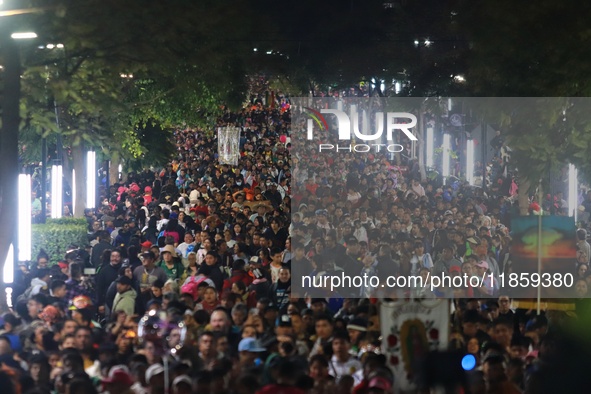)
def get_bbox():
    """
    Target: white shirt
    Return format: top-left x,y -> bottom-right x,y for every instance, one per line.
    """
329,355 -> 362,385
177,242 -> 195,258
